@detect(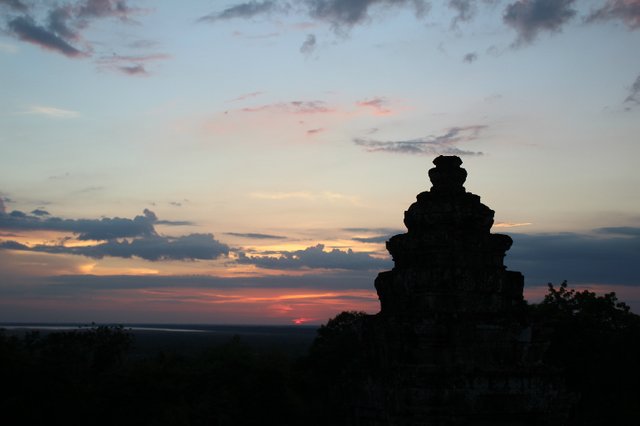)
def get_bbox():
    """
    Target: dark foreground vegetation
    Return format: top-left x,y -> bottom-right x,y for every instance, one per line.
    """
1,283 -> 639,426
